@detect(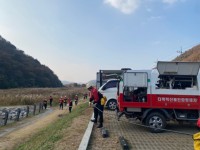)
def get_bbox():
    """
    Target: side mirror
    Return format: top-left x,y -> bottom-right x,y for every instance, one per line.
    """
102,86 -> 106,90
